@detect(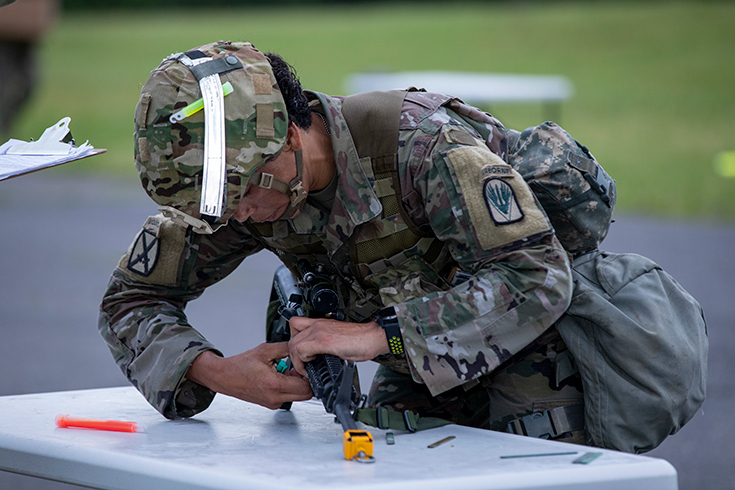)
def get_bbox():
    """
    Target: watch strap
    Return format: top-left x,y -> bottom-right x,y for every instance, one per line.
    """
375,307 -> 403,355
